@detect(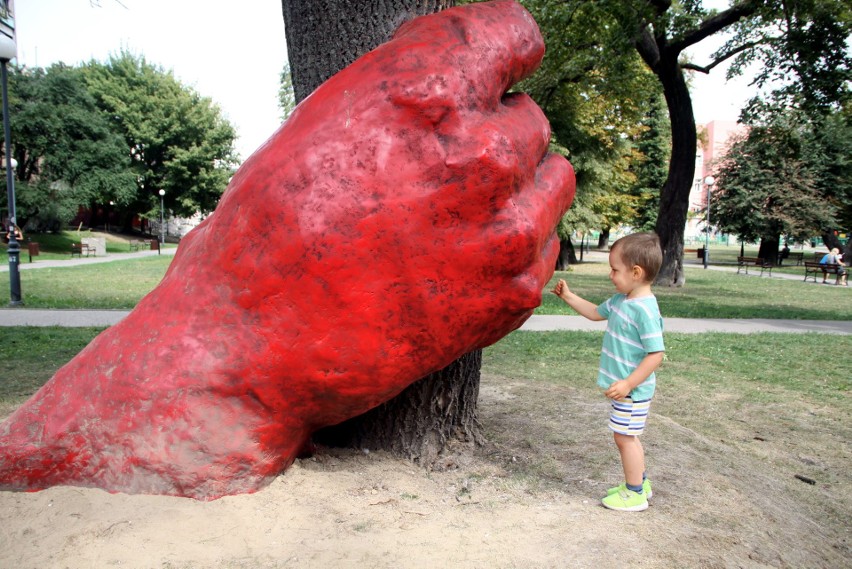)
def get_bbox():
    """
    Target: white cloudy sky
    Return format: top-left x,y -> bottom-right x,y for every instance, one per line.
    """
14,0 -> 288,161
12,0 -> 753,160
